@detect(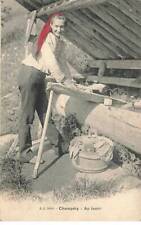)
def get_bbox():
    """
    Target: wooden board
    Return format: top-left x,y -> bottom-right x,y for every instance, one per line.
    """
88,59 -> 141,69
87,75 -> 141,88
48,82 -> 126,105
37,0 -> 107,17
